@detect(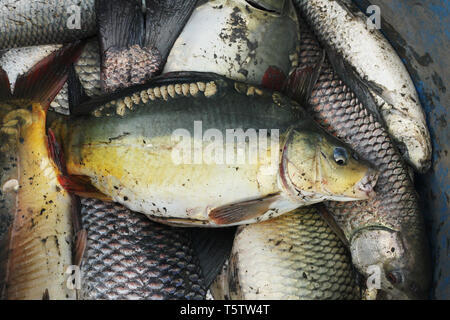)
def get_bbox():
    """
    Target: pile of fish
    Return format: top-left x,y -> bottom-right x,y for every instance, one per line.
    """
0,0 -> 432,300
